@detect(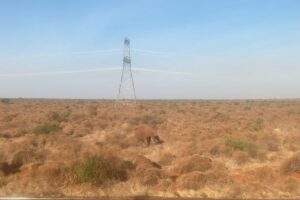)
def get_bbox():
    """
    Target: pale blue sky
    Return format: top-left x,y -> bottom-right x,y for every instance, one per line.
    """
0,0 -> 299,99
